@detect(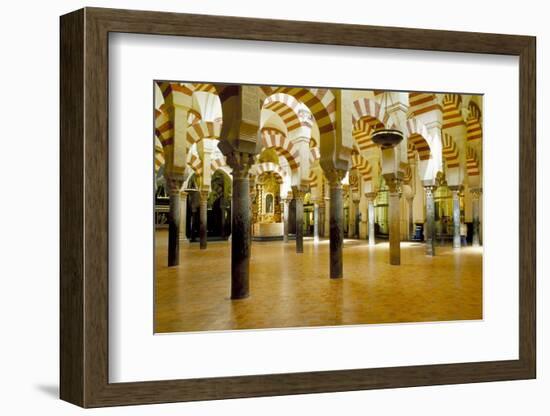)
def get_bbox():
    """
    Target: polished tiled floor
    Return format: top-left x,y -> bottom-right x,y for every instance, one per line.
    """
155,230 -> 482,333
